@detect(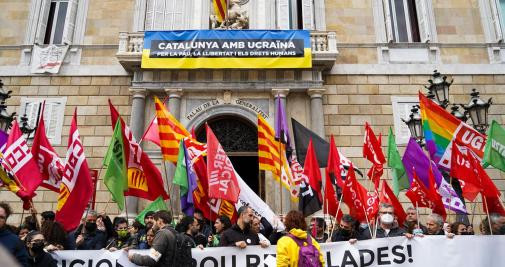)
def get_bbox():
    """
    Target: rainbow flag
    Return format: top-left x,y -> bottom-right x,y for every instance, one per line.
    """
419,92 -> 486,170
